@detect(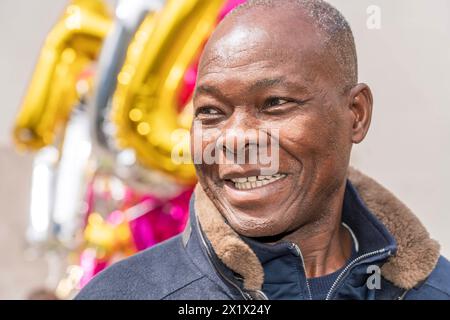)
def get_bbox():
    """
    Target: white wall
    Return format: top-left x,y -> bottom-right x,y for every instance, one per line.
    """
327,0 -> 450,257
0,0 -> 68,146
0,0 -> 69,300
0,0 -> 449,298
